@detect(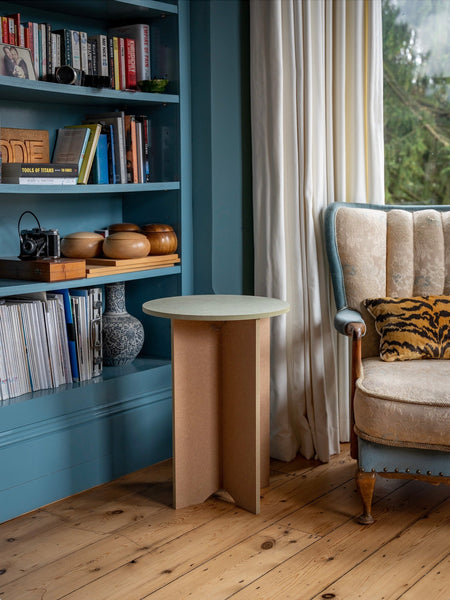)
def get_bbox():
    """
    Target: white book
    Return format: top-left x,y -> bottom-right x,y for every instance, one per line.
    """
7,304 -> 32,397
108,24 -> 151,81
0,303 -> 10,400
71,30 -> 81,70
2,177 -> 78,185
80,31 -> 88,74
0,304 -> 17,398
48,293 -> 72,384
